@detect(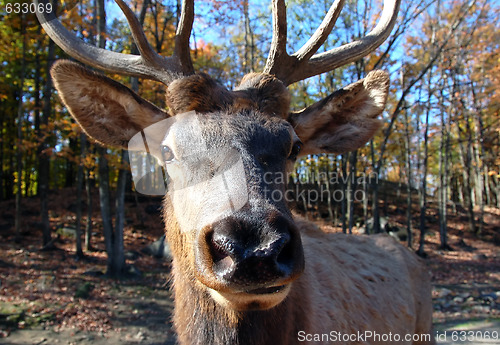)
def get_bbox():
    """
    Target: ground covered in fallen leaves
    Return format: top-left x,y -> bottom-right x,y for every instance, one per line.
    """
0,189 -> 499,344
